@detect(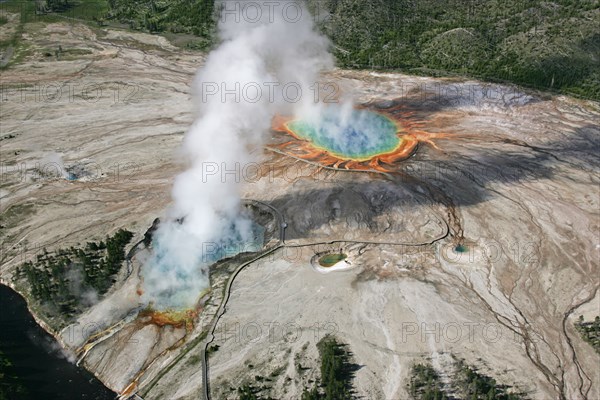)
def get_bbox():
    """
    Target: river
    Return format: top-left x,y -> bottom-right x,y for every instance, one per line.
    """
0,284 -> 116,399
